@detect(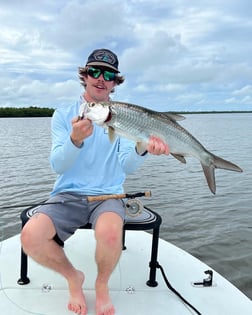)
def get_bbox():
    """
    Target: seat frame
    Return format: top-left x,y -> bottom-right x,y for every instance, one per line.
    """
17,203 -> 162,287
